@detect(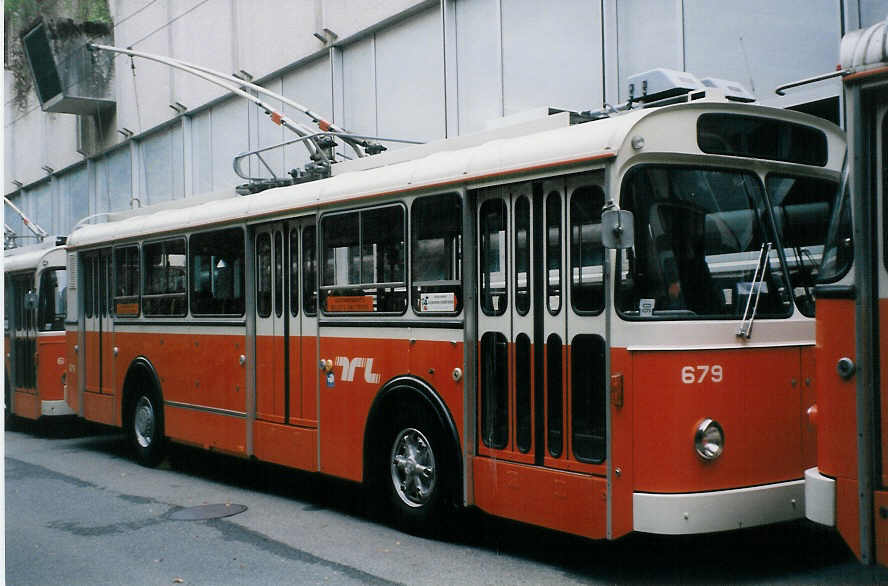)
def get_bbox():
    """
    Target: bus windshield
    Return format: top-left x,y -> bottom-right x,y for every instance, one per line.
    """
38,268 -> 67,331
766,175 -> 838,316
817,181 -> 853,284
618,166 -> 792,320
